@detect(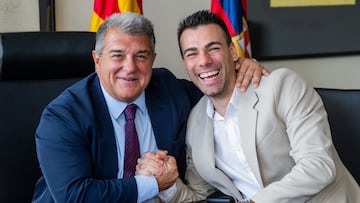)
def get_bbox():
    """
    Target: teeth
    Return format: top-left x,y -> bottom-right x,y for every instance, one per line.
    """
199,70 -> 219,79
